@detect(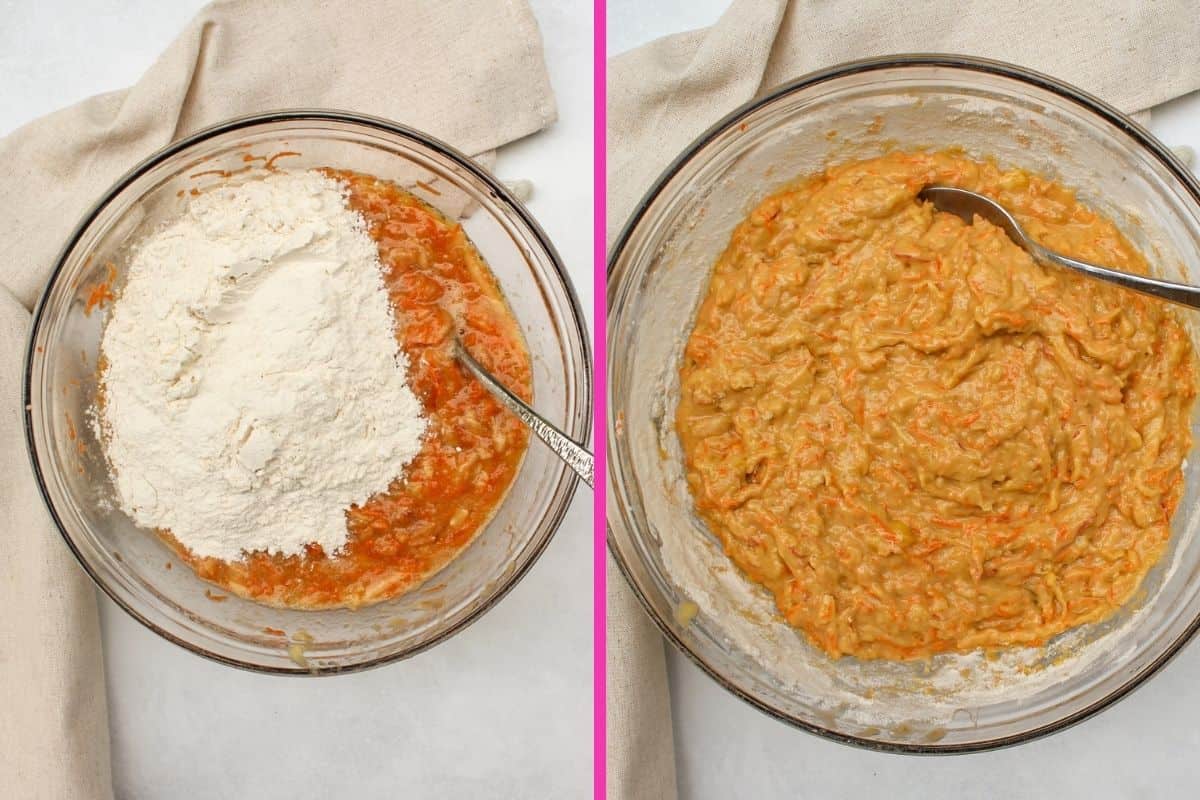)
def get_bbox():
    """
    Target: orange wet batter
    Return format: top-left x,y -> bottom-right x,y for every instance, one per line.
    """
170,171 -> 531,609
676,151 -> 1196,659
